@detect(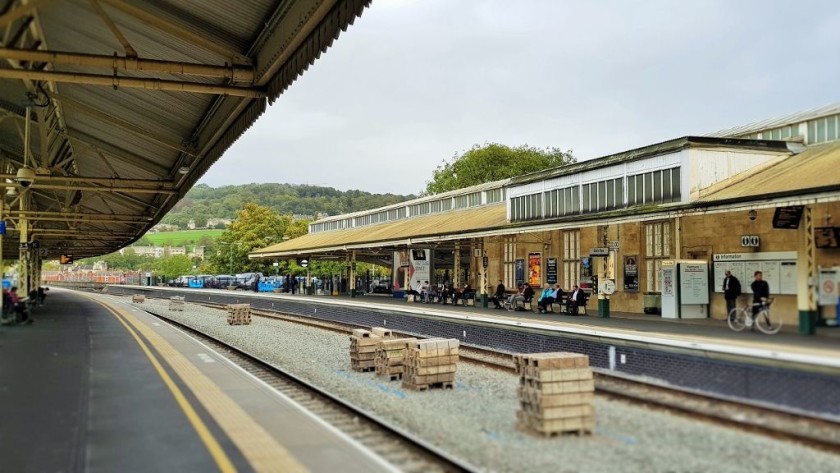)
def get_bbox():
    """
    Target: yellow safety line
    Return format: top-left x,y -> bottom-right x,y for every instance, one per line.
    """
99,303 -> 236,473
93,295 -> 309,473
